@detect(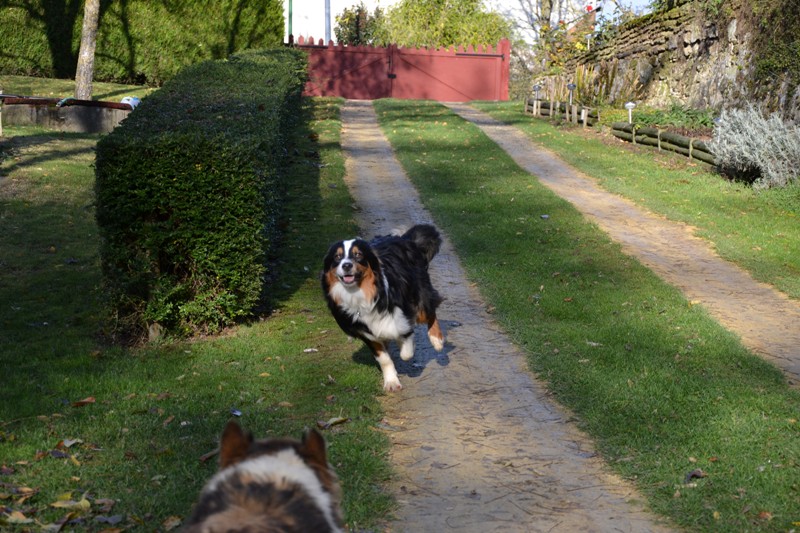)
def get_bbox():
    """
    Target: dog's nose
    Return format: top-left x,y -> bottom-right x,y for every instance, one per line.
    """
342,261 -> 353,272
